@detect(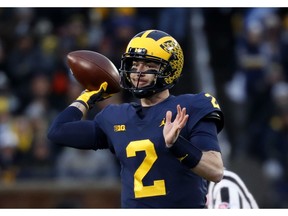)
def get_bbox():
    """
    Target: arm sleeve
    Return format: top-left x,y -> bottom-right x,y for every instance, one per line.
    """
189,119 -> 221,152
47,106 -> 108,150
169,119 -> 221,169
